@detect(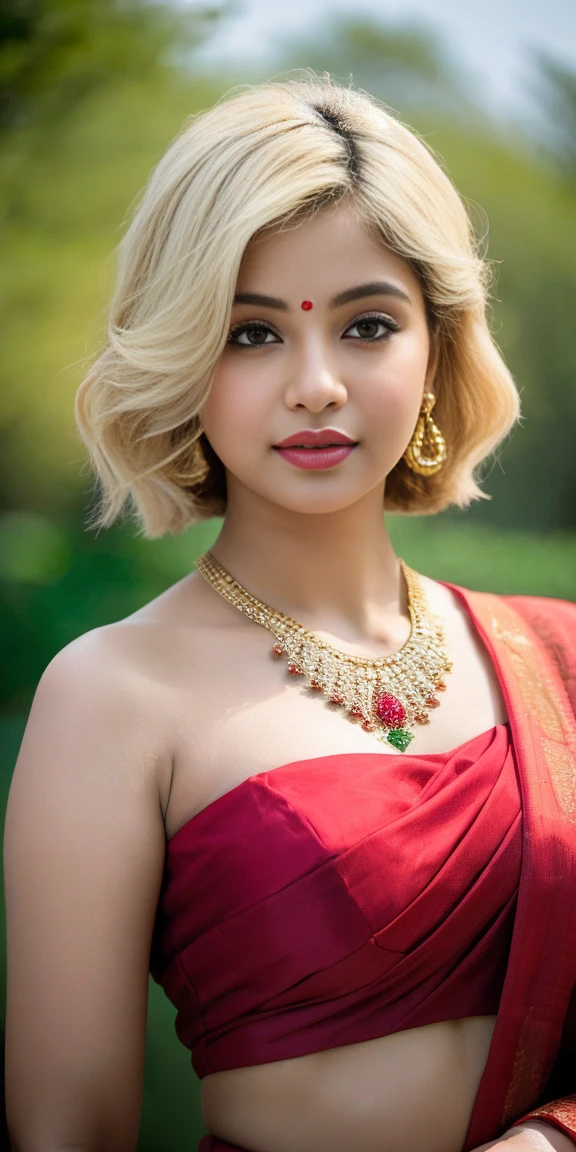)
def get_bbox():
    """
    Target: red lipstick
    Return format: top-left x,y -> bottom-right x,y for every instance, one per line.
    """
273,428 -> 358,470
